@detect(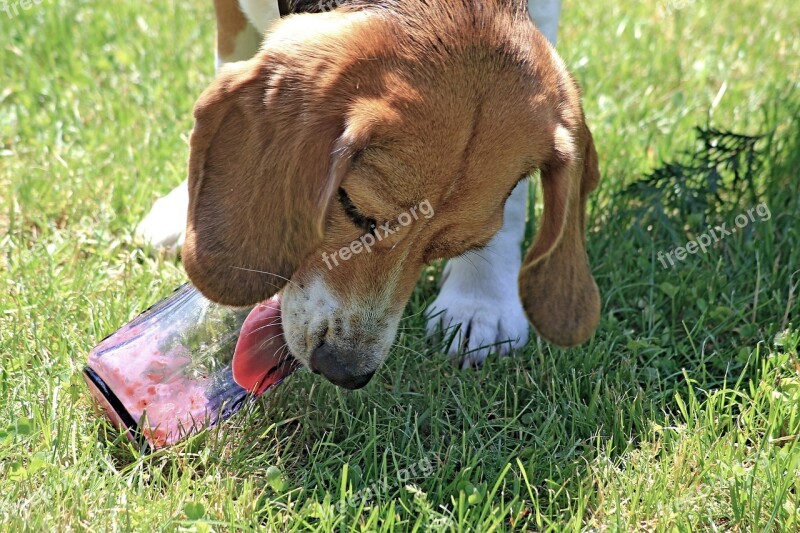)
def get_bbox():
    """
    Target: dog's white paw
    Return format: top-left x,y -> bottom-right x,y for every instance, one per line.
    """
426,260 -> 530,369
135,181 -> 189,255
426,180 -> 531,369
